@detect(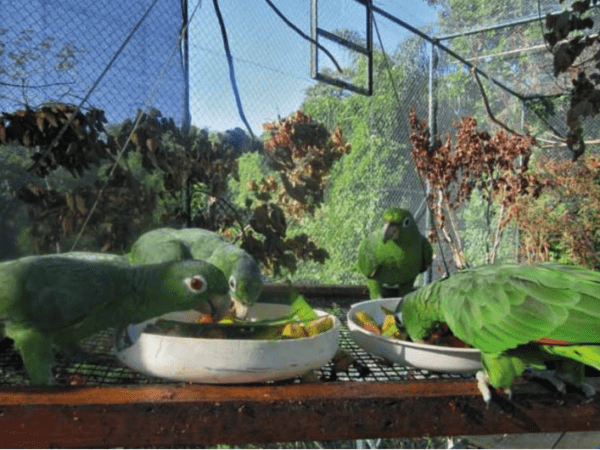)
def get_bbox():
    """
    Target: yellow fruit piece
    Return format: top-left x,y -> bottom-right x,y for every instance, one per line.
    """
304,316 -> 334,336
354,311 -> 381,335
282,322 -> 307,339
381,314 -> 397,334
381,314 -> 406,339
